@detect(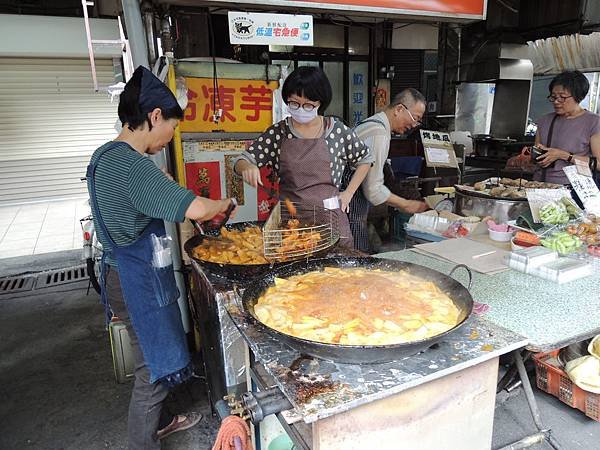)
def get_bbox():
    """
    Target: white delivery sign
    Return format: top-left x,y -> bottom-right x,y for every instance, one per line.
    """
228,12 -> 313,46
